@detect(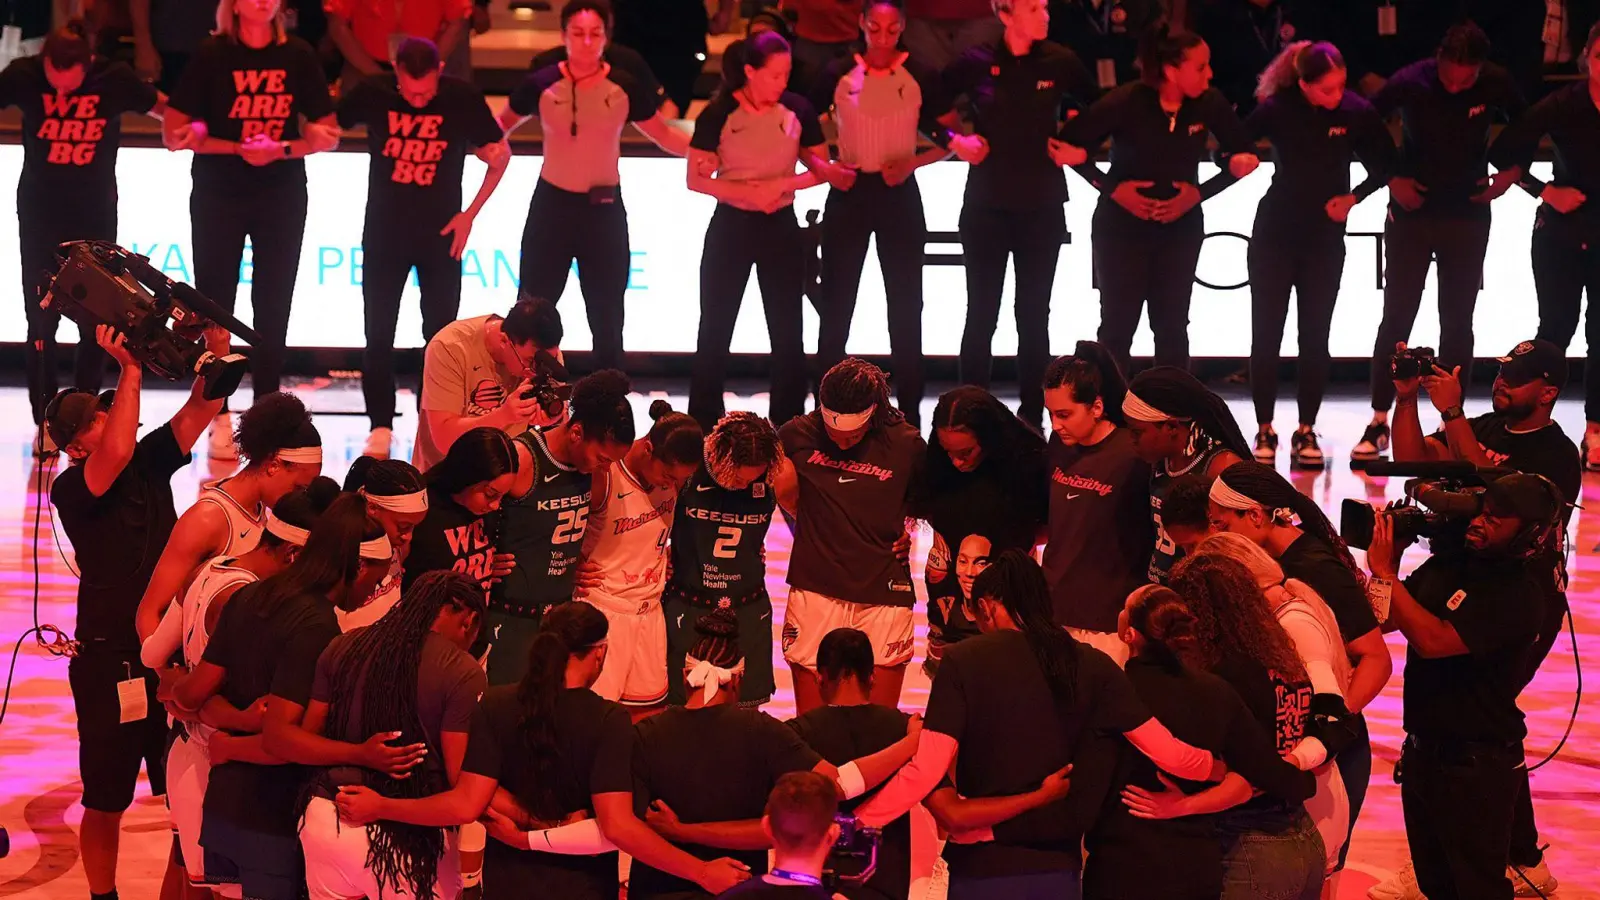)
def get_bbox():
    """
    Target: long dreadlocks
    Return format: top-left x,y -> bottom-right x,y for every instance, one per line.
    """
320,571 -> 487,899
1214,460 -> 1368,591
818,358 -> 904,429
1123,367 -> 1251,460
705,411 -> 782,489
